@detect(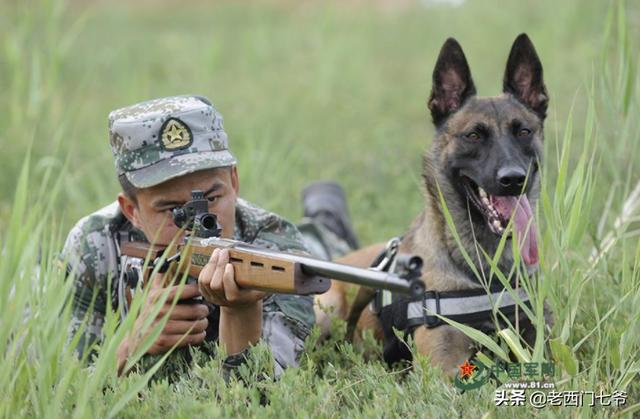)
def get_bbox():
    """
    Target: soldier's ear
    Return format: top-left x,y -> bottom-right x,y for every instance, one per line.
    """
503,33 -> 548,120
230,166 -> 239,195
428,38 -> 476,126
118,193 -> 142,229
